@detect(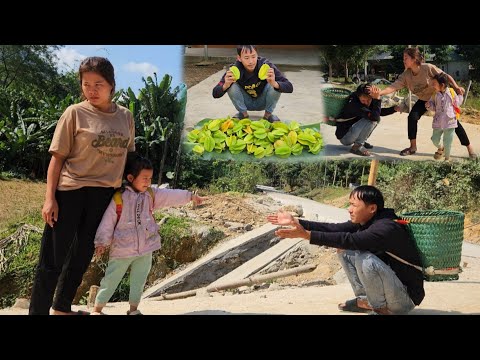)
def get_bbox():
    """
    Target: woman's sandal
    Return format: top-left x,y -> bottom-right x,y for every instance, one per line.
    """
400,147 -> 416,156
